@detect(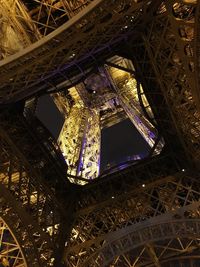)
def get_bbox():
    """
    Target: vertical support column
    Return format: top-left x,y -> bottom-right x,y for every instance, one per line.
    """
77,108 -> 101,180
58,102 -> 88,179
57,95 -> 101,184
106,66 -> 161,150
